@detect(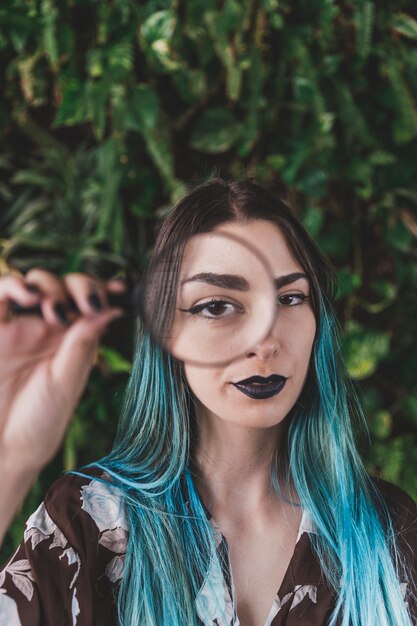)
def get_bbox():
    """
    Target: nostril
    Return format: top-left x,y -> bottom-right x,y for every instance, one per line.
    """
246,341 -> 278,359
